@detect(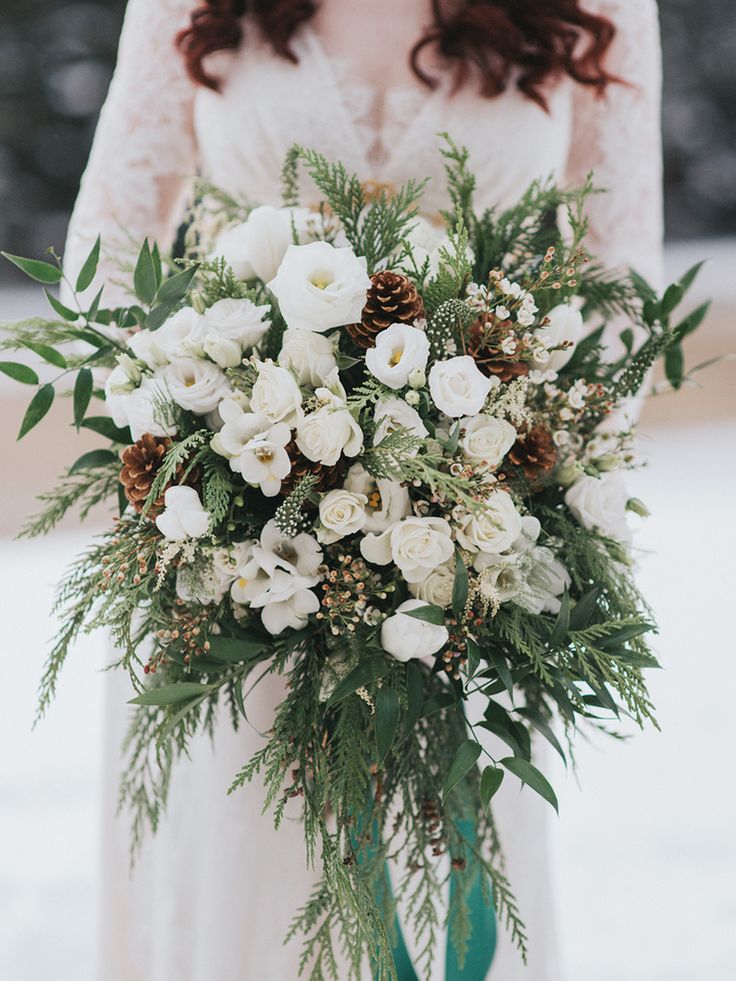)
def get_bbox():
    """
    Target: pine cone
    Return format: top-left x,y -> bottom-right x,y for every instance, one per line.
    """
467,318 -> 530,383
346,271 -> 424,349
280,436 -> 349,496
119,434 -> 200,517
507,426 -> 557,483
